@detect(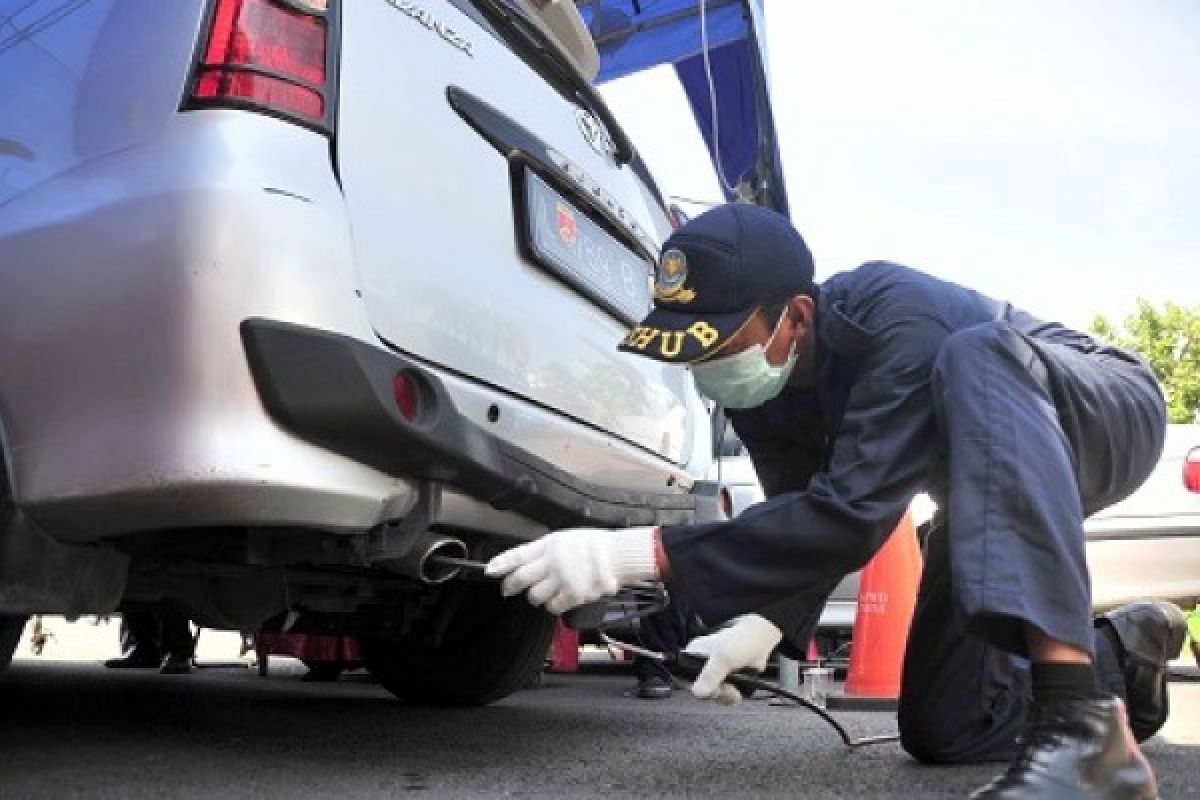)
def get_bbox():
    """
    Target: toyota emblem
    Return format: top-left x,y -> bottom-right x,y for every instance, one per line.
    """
576,109 -> 616,158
